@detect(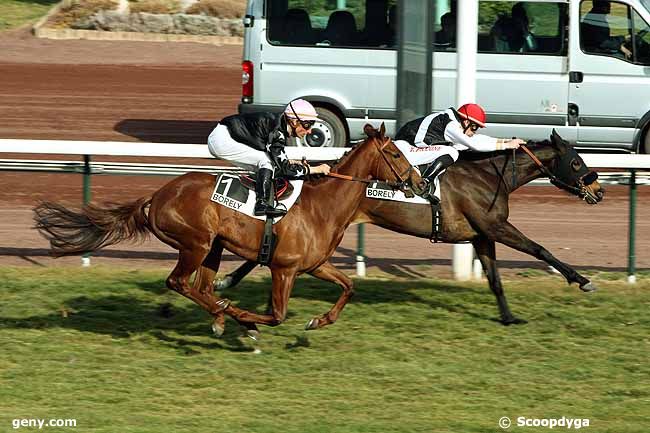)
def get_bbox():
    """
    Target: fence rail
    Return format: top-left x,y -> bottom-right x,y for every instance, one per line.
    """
1,138 -> 649,281
2,159 -> 649,185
